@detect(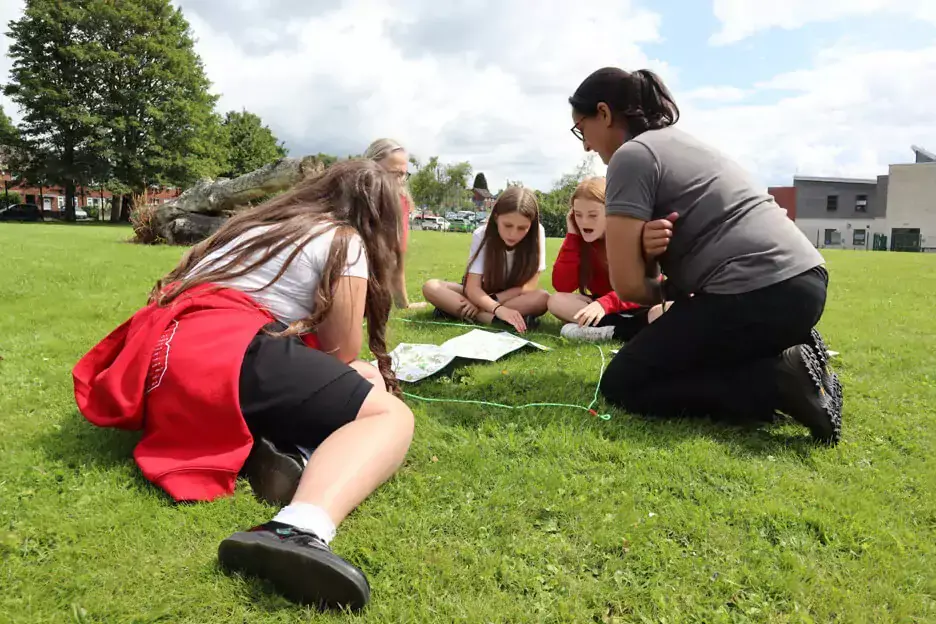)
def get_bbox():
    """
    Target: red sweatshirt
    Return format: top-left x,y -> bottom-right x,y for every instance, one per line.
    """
551,233 -> 644,314
73,285 -> 277,502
